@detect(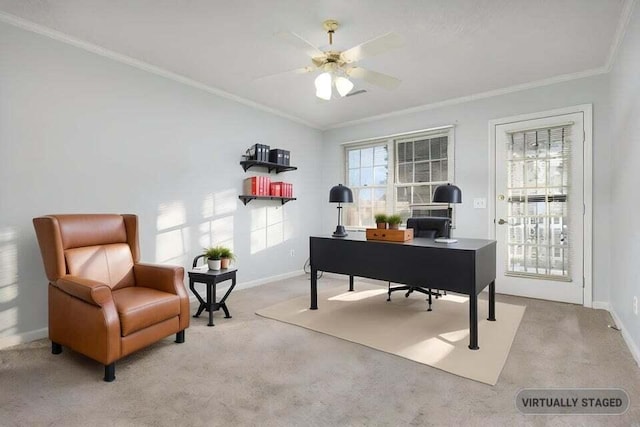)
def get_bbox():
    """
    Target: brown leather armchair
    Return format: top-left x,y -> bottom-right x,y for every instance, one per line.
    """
33,214 -> 190,382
